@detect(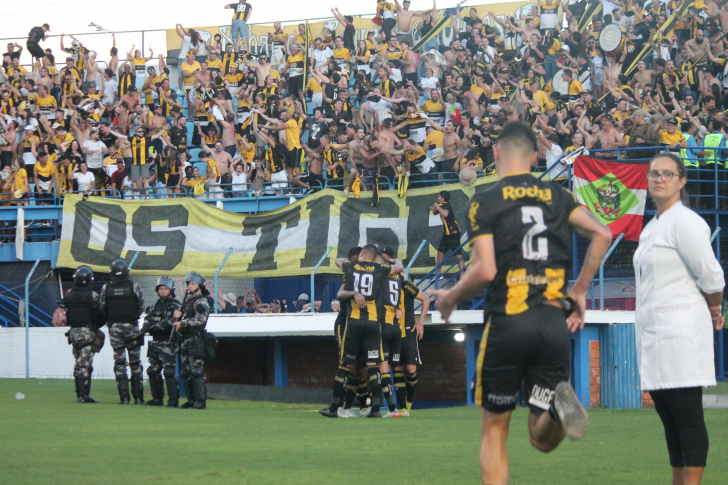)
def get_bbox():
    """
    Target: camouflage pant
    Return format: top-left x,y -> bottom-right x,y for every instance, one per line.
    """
147,340 -> 177,377
108,322 -> 143,380
69,327 -> 96,379
180,336 -> 204,380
